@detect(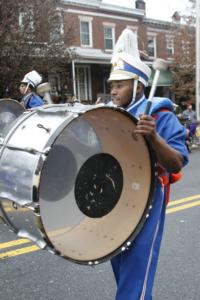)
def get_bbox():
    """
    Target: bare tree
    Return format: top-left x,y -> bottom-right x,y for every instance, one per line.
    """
170,0 -> 196,106
0,0 -> 75,99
